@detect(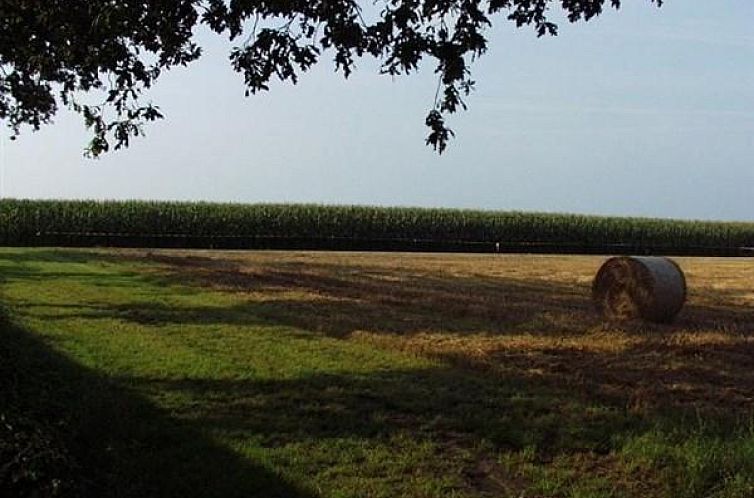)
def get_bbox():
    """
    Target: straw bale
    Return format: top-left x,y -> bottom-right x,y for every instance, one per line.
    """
592,256 -> 686,323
